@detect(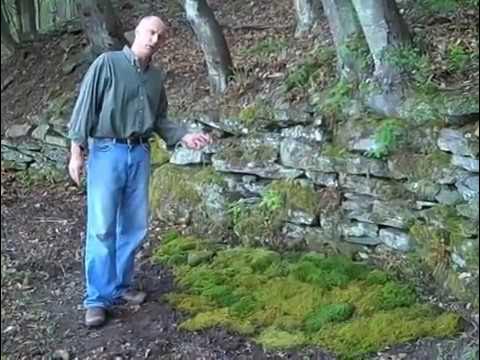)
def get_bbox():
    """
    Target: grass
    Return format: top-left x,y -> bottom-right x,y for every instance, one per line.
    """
365,118 -> 407,159
241,38 -> 288,59
153,232 -> 462,359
